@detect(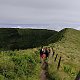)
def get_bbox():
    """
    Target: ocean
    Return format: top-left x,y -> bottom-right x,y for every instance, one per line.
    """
0,24 -> 80,31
